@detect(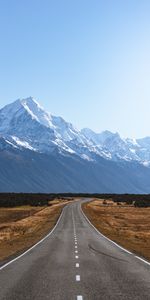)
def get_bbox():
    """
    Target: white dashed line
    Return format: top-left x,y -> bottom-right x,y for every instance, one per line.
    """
76,275 -> 80,281
77,296 -> 83,300
75,245 -> 78,248
75,250 -> 78,253
75,256 -> 79,259
75,242 -> 77,245
76,263 -> 79,268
